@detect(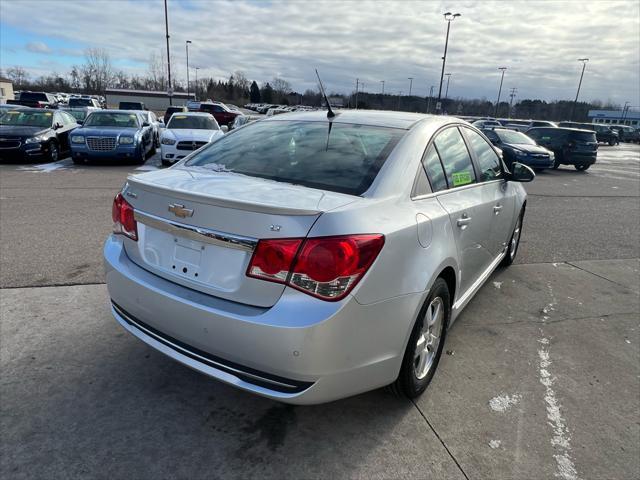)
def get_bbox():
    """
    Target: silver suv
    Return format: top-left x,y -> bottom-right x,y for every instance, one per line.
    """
105,110 -> 534,404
